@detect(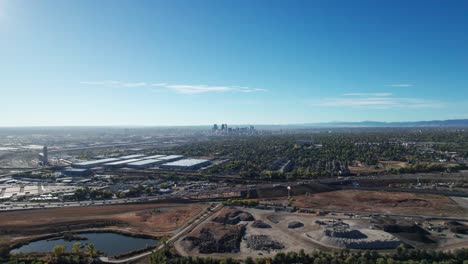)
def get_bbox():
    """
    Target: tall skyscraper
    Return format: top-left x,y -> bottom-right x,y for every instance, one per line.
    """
42,146 -> 48,165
